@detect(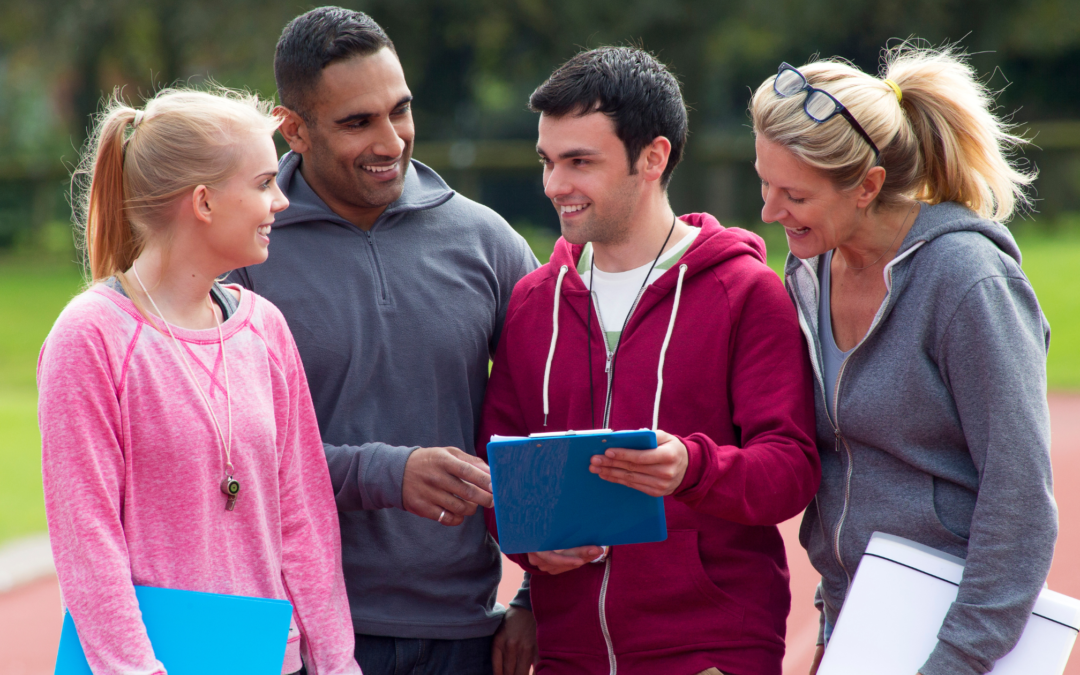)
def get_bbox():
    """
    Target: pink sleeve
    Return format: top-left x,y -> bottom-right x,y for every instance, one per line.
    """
271,313 -> 361,675
38,306 -> 166,675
